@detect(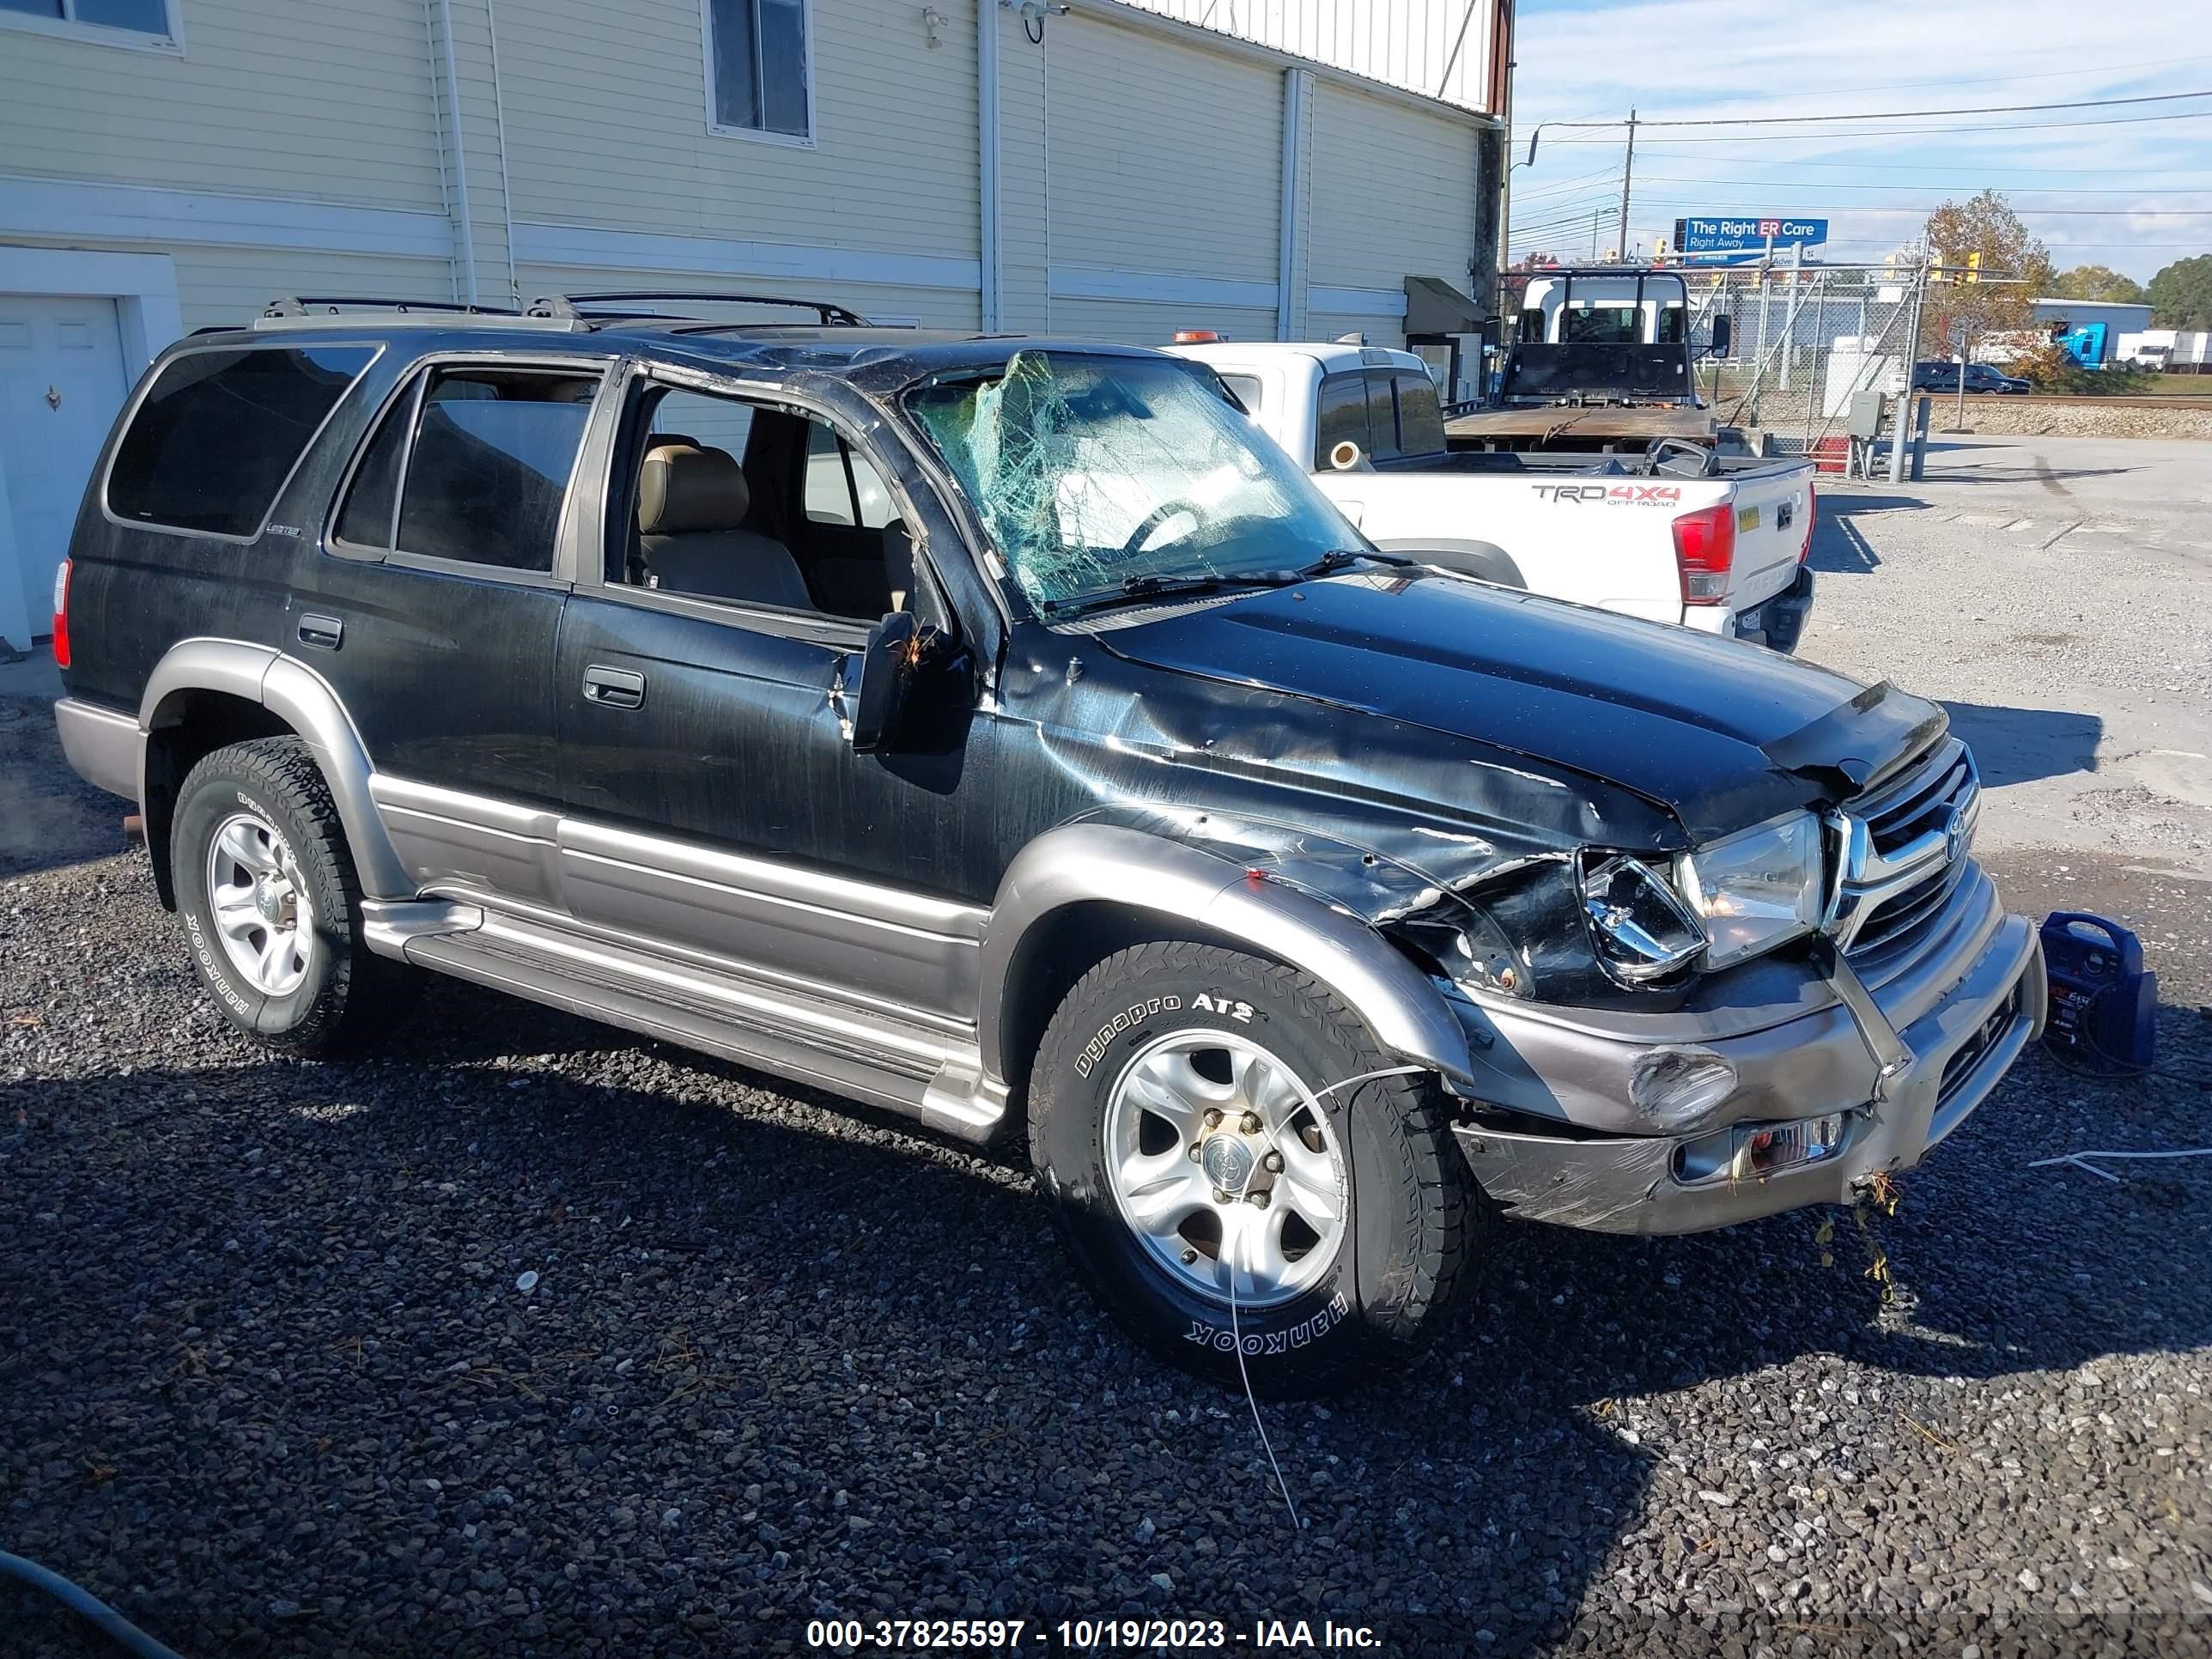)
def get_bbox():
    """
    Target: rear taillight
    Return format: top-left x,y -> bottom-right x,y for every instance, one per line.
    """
51,558 -> 70,671
1672,504 -> 1736,605
1797,489 -> 1816,564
